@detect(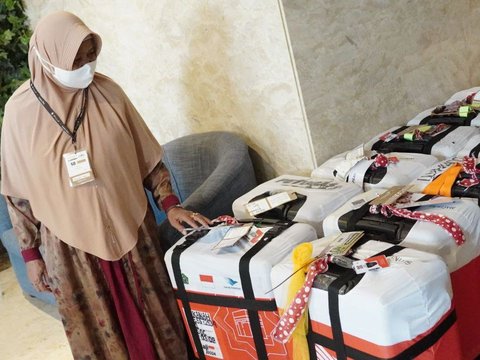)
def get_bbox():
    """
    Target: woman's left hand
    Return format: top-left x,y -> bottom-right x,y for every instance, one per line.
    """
167,207 -> 212,235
